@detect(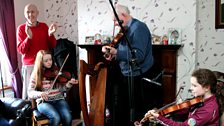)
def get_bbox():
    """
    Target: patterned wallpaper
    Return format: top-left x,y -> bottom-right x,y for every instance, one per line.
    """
43,0 -> 224,99
197,0 -> 224,72
43,0 -> 78,43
